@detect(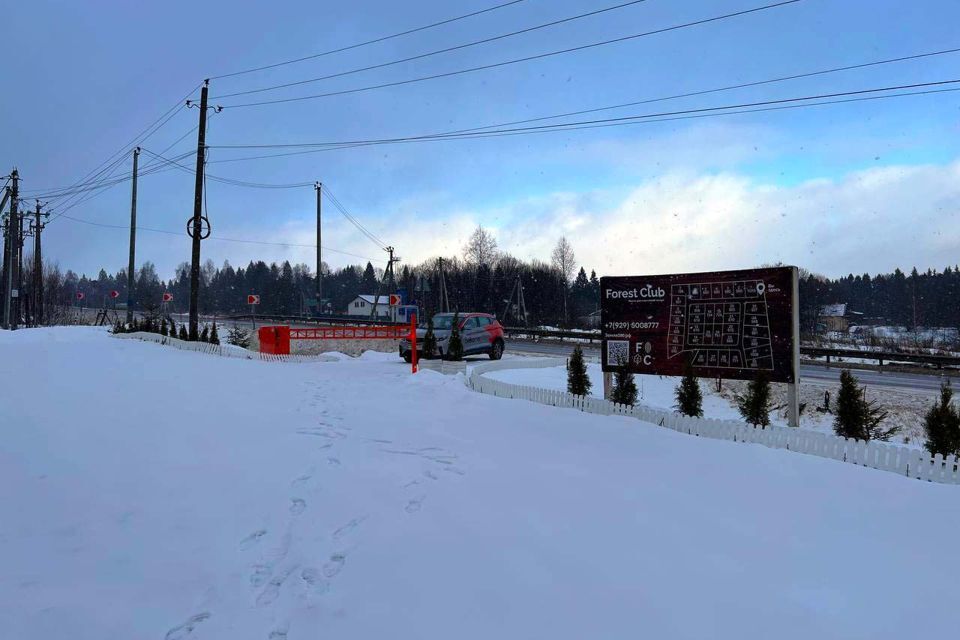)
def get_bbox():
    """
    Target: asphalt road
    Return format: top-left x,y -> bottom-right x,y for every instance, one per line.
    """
507,339 -> 950,395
